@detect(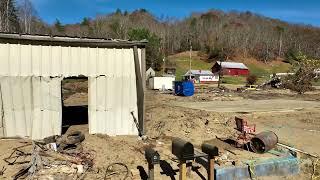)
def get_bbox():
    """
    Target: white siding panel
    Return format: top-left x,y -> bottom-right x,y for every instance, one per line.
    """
32,77 -> 62,139
32,45 -> 41,76
10,44 -> 20,76
52,46 -> 62,76
88,77 -> 97,133
0,80 -> 4,137
20,45 -> 32,76
1,77 -> 17,137
0,44 -> 9,76
80,47 -> 88,76
0,77 -> 62,139
88,48 -> 139,135
0,43 -> 143,78
87,48 -> 97,76
61,46 -> 71,77
41,46 -> 51,77
32,77 -> 42,138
